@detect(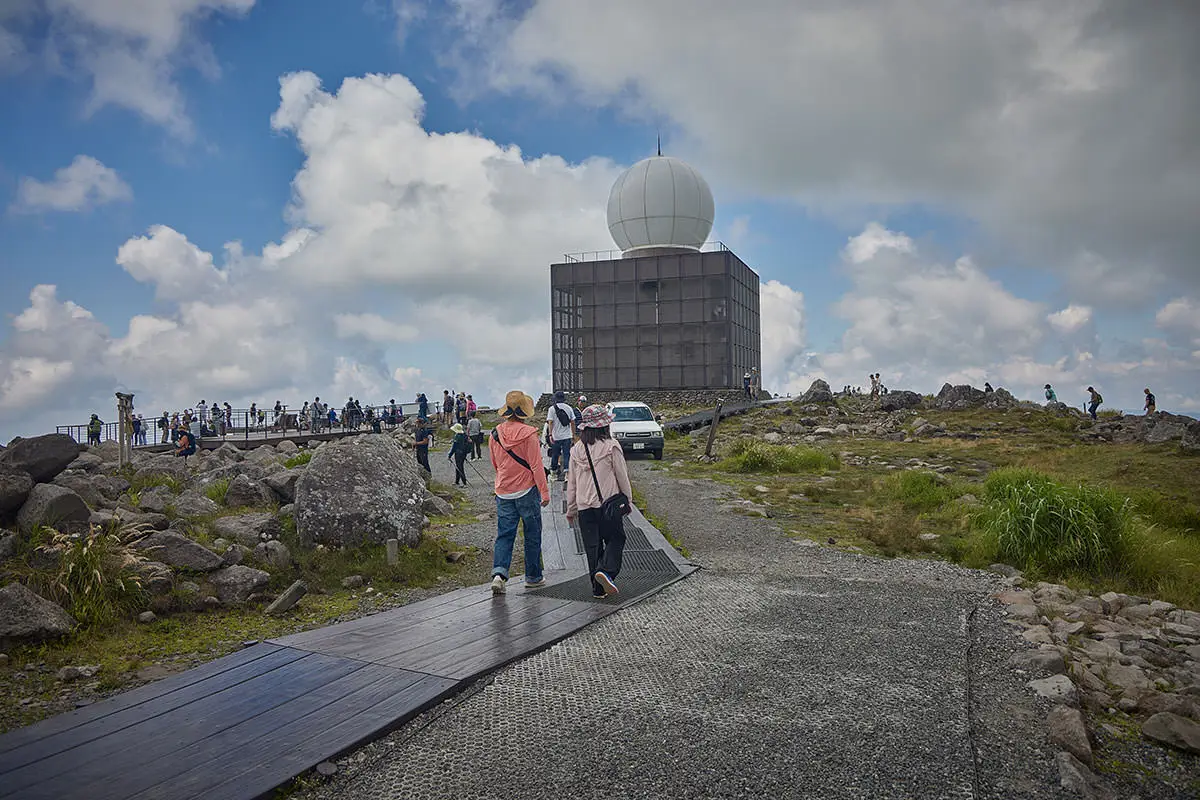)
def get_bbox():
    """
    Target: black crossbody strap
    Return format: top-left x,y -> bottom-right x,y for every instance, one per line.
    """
583,441 -> 606,501
492,428 -> 534,474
